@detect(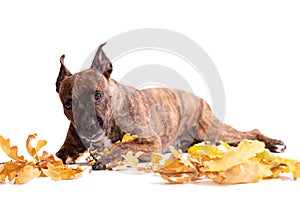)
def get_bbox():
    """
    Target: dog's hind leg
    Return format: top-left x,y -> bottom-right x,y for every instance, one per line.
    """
206,116 -> 286,153
195,99 -> 286,153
